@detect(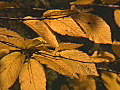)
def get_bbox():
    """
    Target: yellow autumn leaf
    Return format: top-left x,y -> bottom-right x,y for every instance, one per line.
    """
101,72 -> 120,90
63,59 -> 98,76
56,43 -> 83,51
71,12 -> 112,44
59,50 -> 91,62
0,49 -> 9,58
101,0 -> 120,4
43,10 -> 79,18
34,55 -> 78,78
114,9 -> 120,28
43,17 -> 86,37
0,28 -> 21,38
91,51 -> 115,63
70,0 -> 95,5
112,41 -> 120,57
24,16 -> 59,48
0,52 -> 25,89
19,60 -> 46,90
